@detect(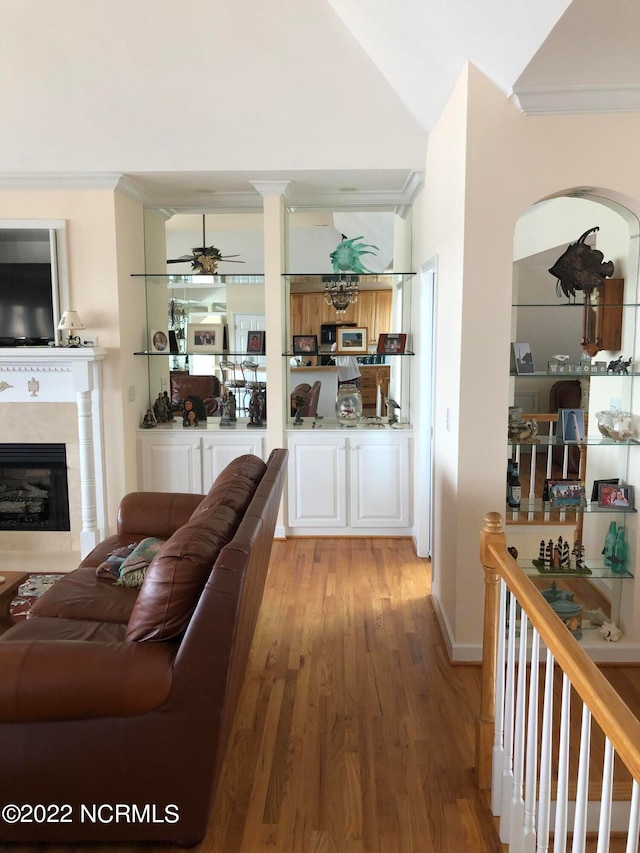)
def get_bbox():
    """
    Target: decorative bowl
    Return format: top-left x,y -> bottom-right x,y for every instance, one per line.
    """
595,410 -> 634,442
